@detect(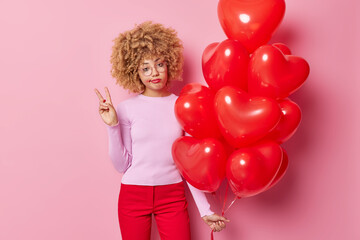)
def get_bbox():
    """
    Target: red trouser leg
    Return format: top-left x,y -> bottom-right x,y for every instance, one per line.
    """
117,181 -> 191,240
118,184 -> 153,240
153,182 -> 191,240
